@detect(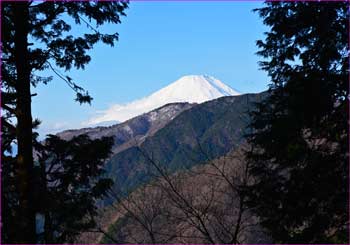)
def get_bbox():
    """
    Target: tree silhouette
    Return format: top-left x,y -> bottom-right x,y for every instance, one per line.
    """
246,2 -> 349,243
1,1 -> 128,243
35,135 -> 114,243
